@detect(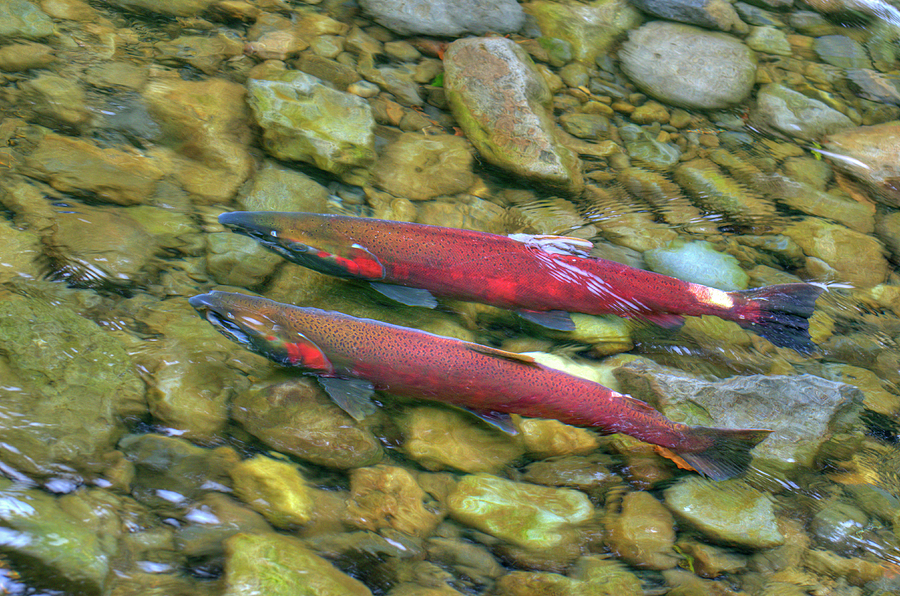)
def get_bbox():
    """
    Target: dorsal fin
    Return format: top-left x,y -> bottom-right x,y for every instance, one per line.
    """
509,233 -> 593,257
466,344 -> 540,366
